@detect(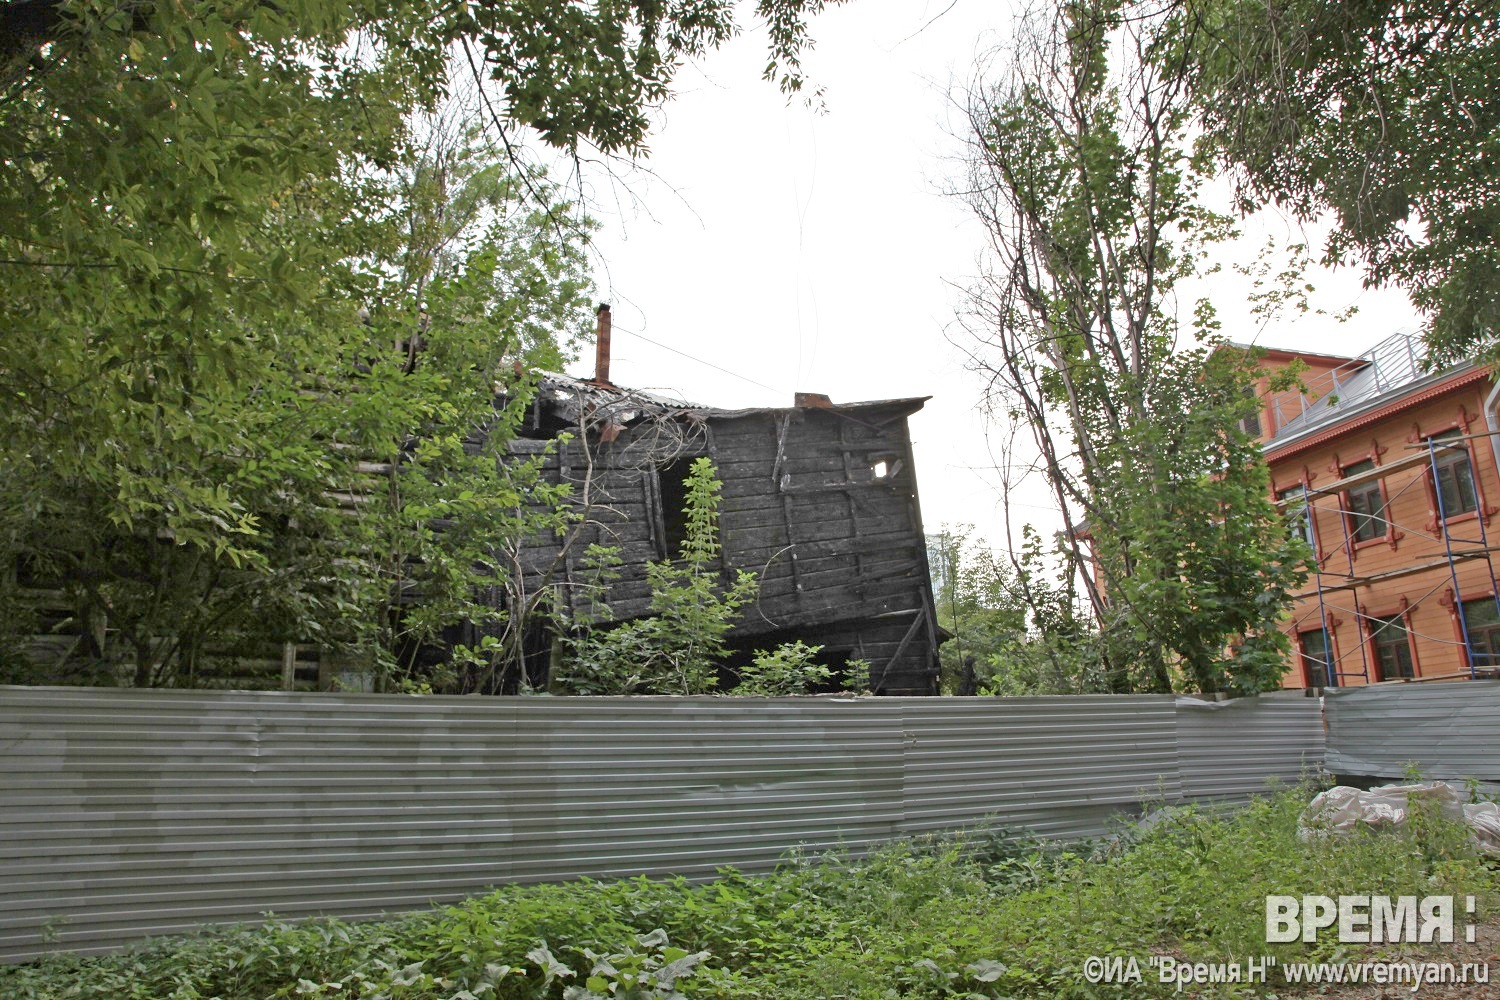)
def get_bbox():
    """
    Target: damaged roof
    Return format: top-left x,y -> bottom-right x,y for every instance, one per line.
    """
530,369 -> 929,429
